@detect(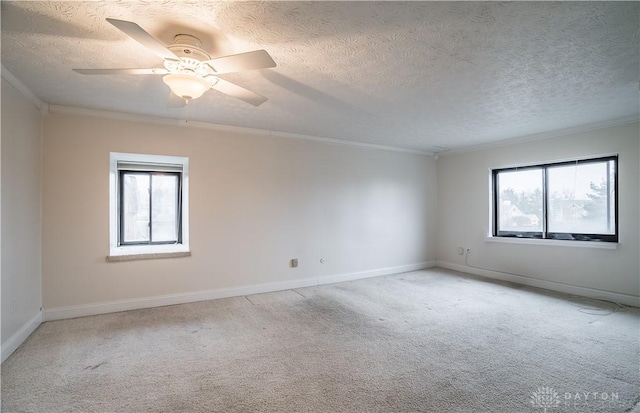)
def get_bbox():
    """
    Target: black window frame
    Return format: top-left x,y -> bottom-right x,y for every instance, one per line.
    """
118,170 -> 183,246
492,155 -> 618,243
